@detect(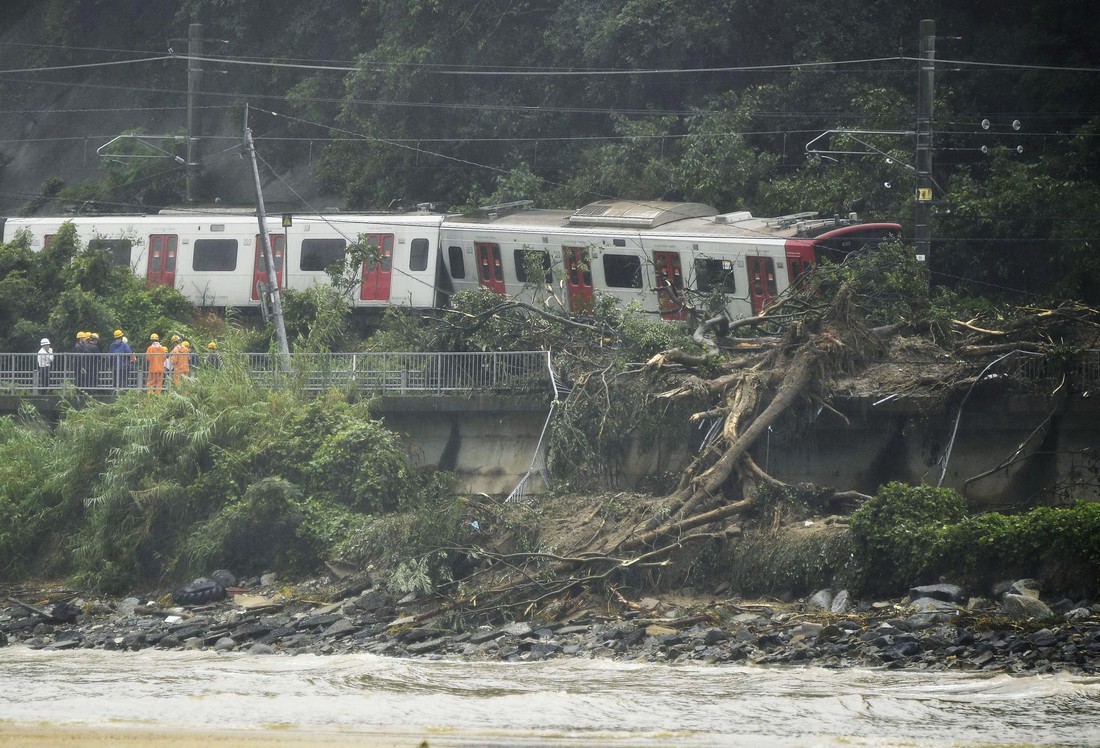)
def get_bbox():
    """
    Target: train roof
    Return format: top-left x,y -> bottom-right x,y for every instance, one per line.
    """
445,200 -> 876,240
4,201 -> 890,240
